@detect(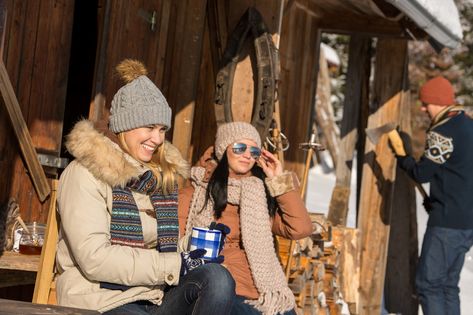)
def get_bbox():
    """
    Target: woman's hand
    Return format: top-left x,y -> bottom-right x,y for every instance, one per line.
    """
257,149 -> 283,179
